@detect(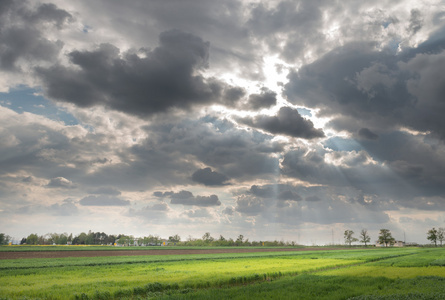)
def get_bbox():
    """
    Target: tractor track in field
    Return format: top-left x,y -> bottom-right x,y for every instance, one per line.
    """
0,247 -> 343,260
